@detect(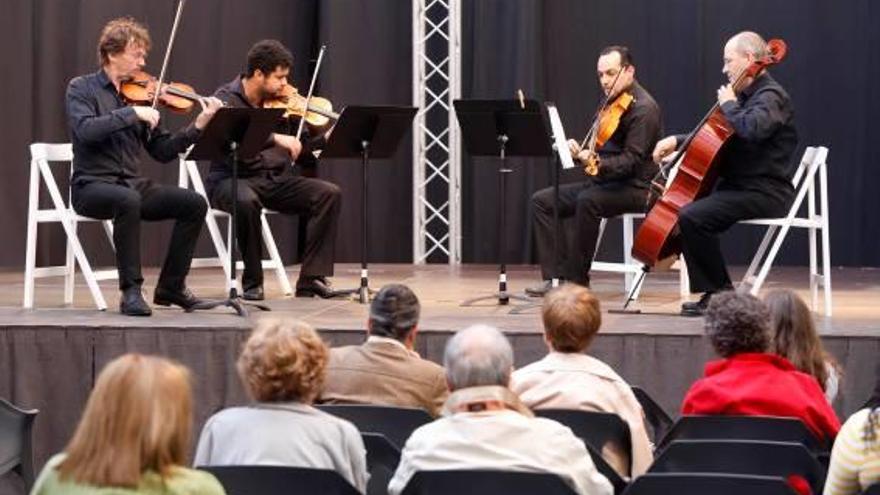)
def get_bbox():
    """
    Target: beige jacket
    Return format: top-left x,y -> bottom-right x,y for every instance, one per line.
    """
510,352 -> 653,478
